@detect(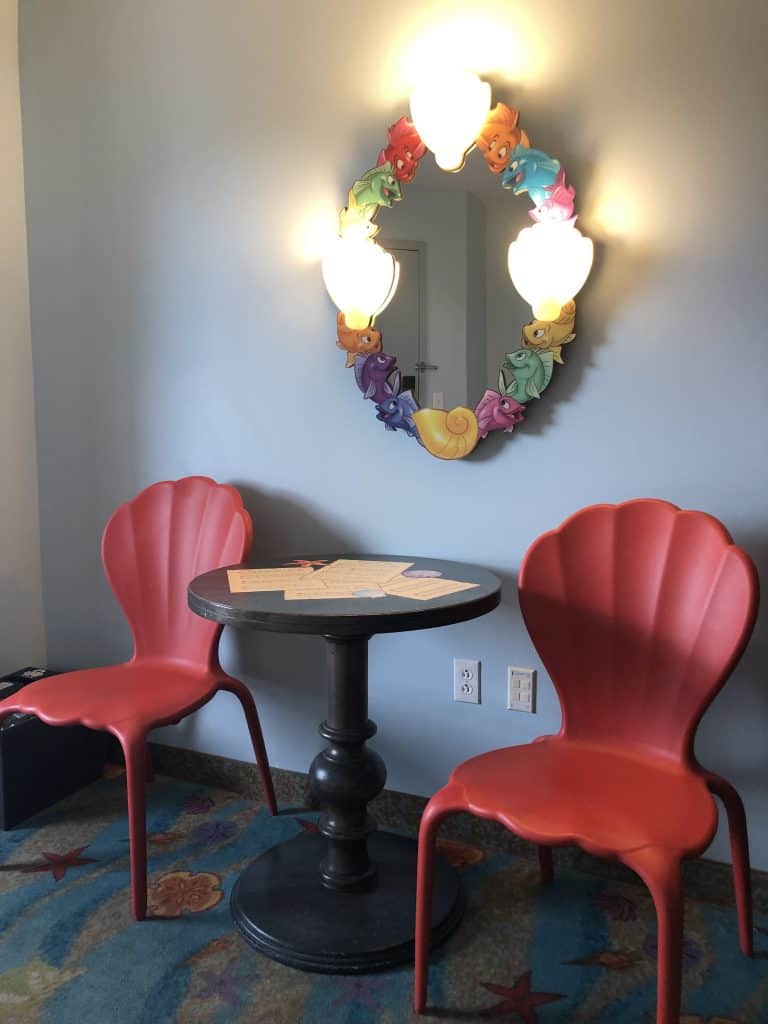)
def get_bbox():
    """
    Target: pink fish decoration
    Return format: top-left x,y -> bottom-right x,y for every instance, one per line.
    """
529,168 -> 576,222
474,389 -> 526,438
